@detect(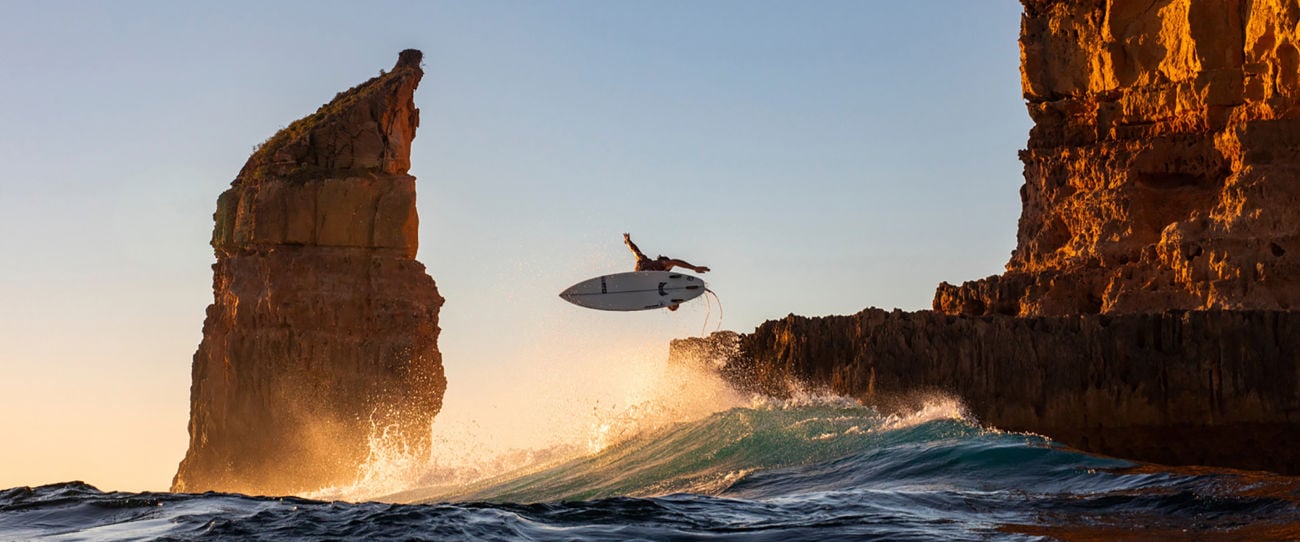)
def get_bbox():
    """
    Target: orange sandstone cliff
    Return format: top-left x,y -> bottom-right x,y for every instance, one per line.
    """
671,2 -> 1300,475
936,0 -> 1300,316
172,50 -> 445,495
